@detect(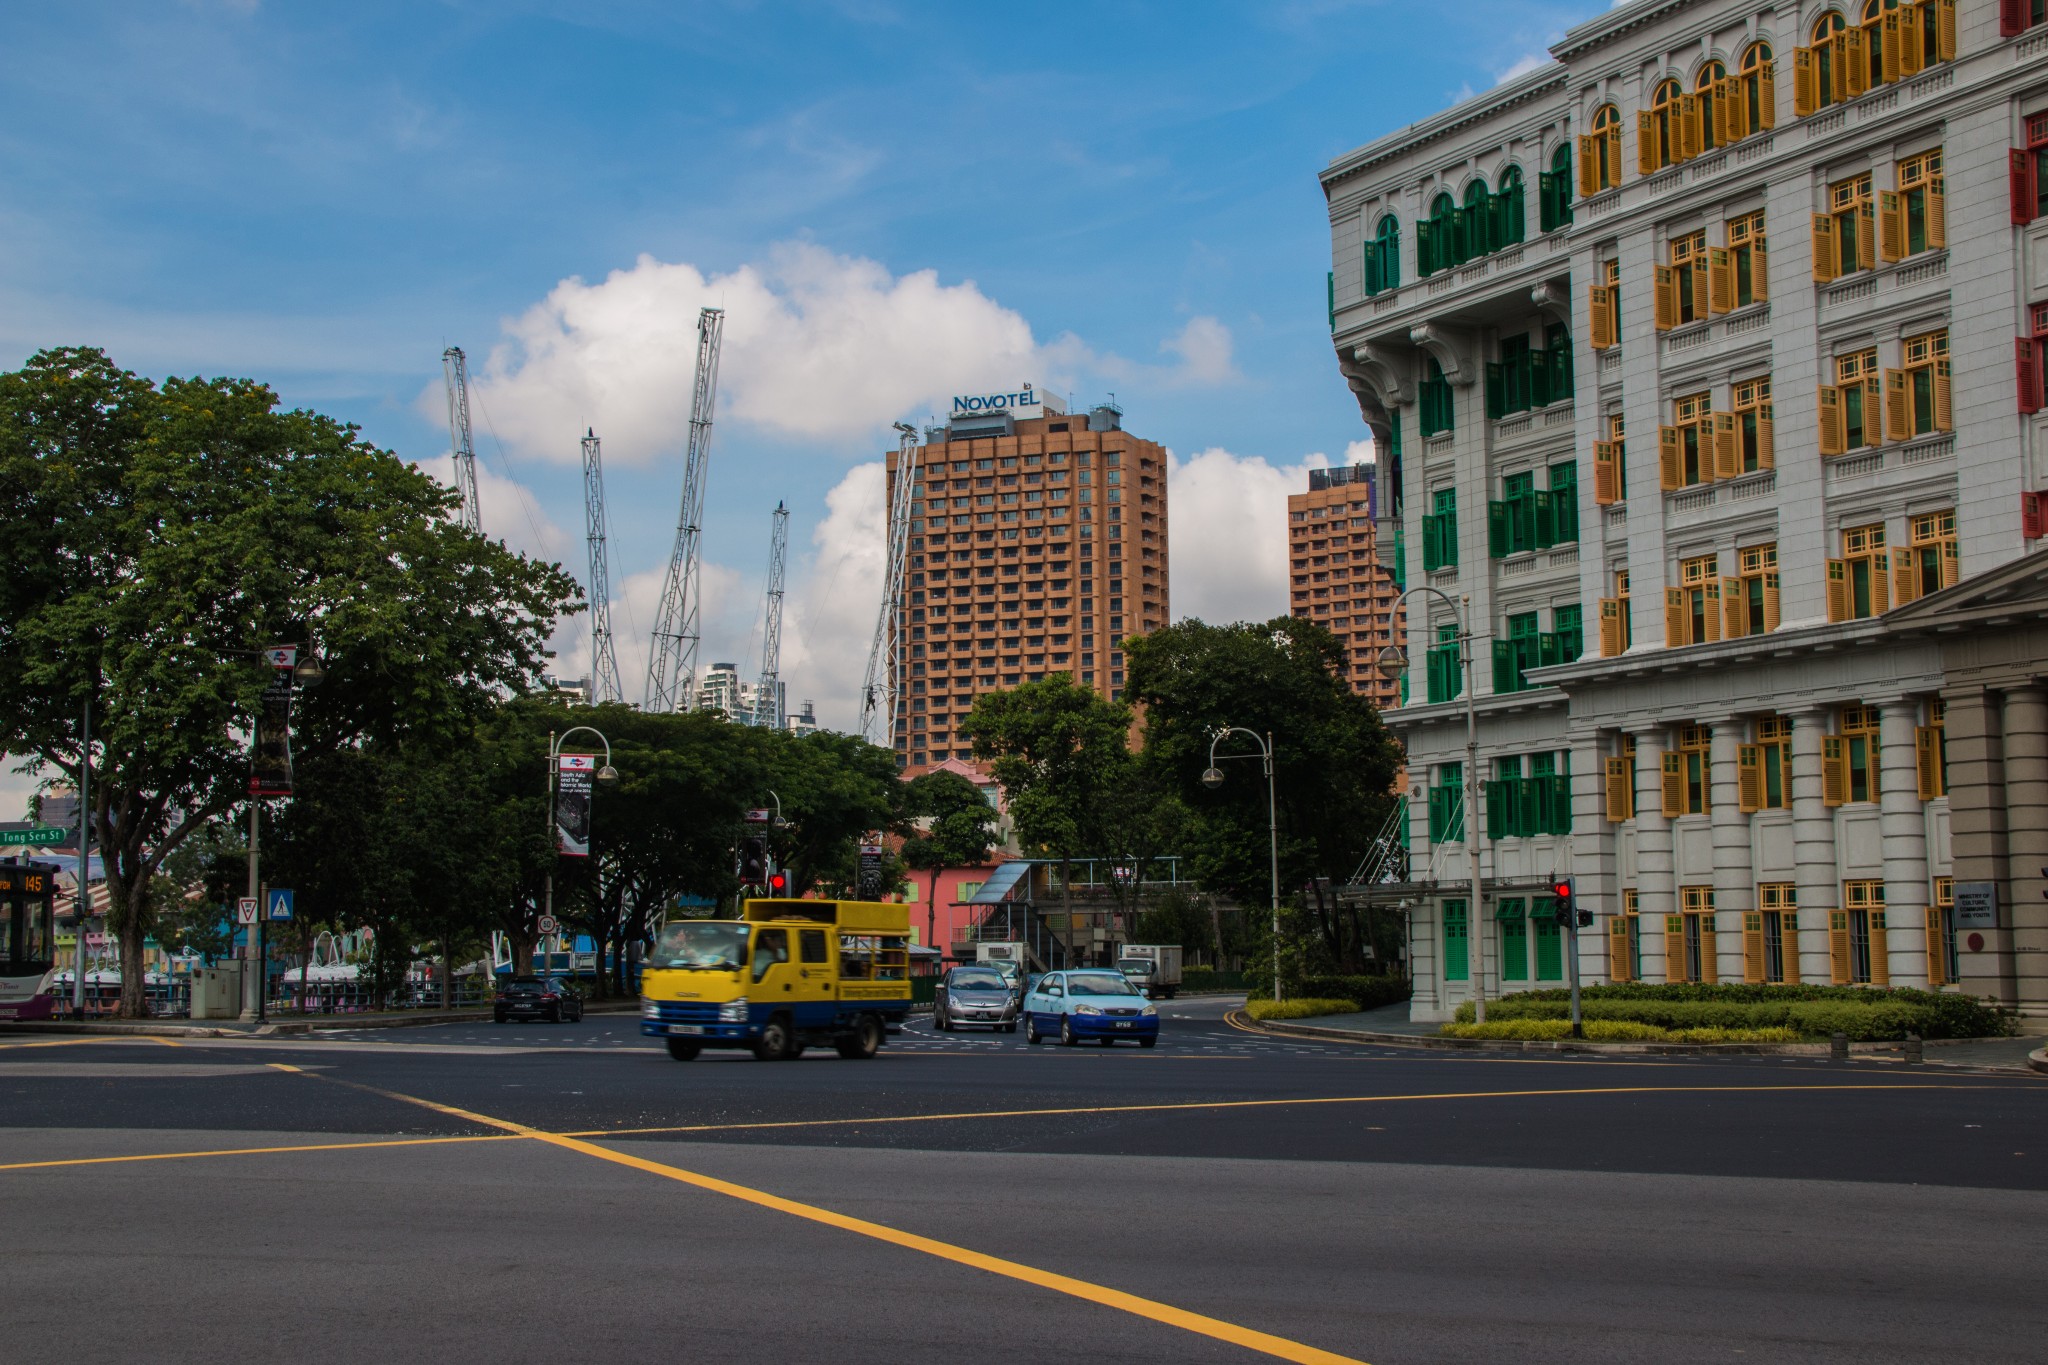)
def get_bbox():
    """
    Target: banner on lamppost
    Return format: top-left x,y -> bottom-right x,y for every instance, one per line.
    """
857,839 -> 884,900
249,648 -> 298,797
556,754 -> 596,857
